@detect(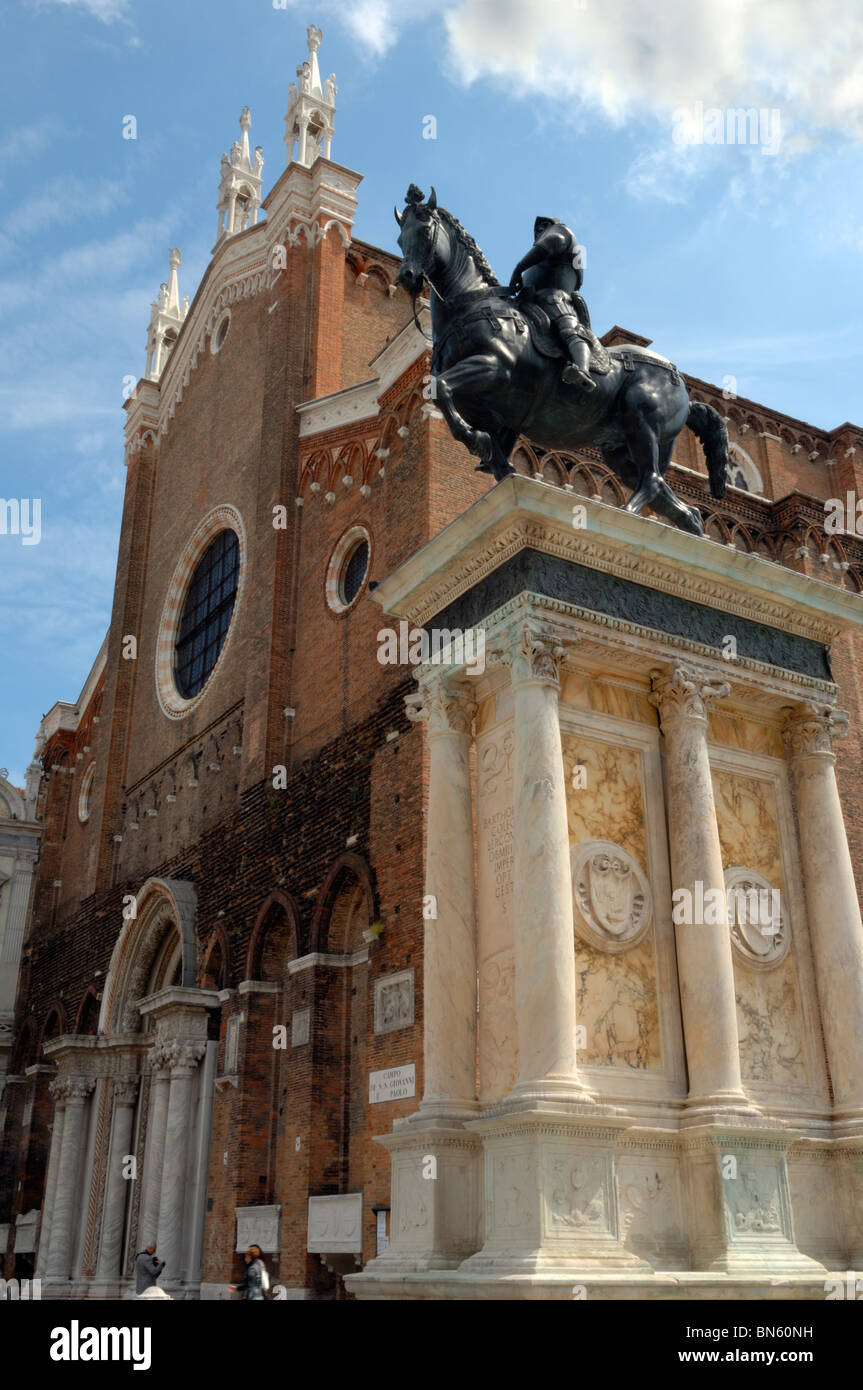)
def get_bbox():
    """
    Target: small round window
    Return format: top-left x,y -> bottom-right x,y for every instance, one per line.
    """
78,761 -> 96,825
326,526 -> 371,614
342,540 -> 370,605
174,528 -> 240,698
211,311 -> 231,354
